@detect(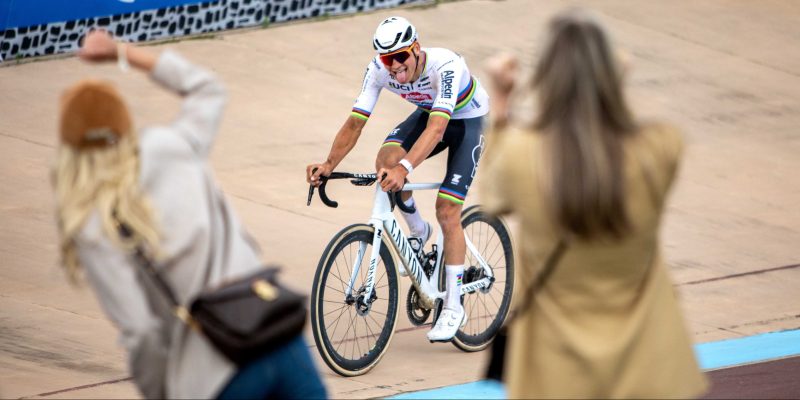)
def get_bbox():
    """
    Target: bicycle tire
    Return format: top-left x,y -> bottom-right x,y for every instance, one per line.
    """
311,223 -> 399,376
450,205 -> 515,352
